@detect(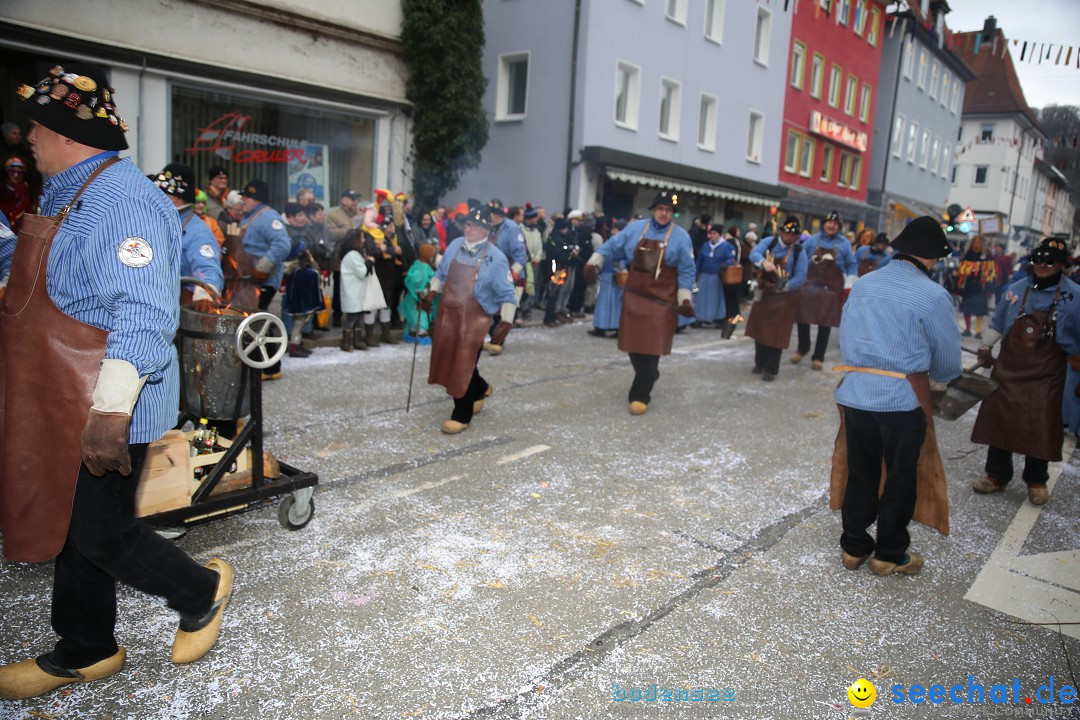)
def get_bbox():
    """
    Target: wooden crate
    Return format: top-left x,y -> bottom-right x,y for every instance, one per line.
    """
135,429 -> 261,518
